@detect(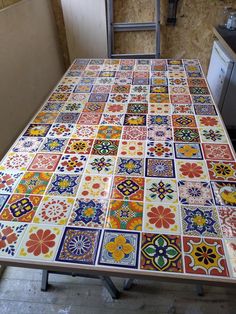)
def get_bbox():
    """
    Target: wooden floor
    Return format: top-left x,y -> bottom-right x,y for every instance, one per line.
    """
0,267 -> 235,314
